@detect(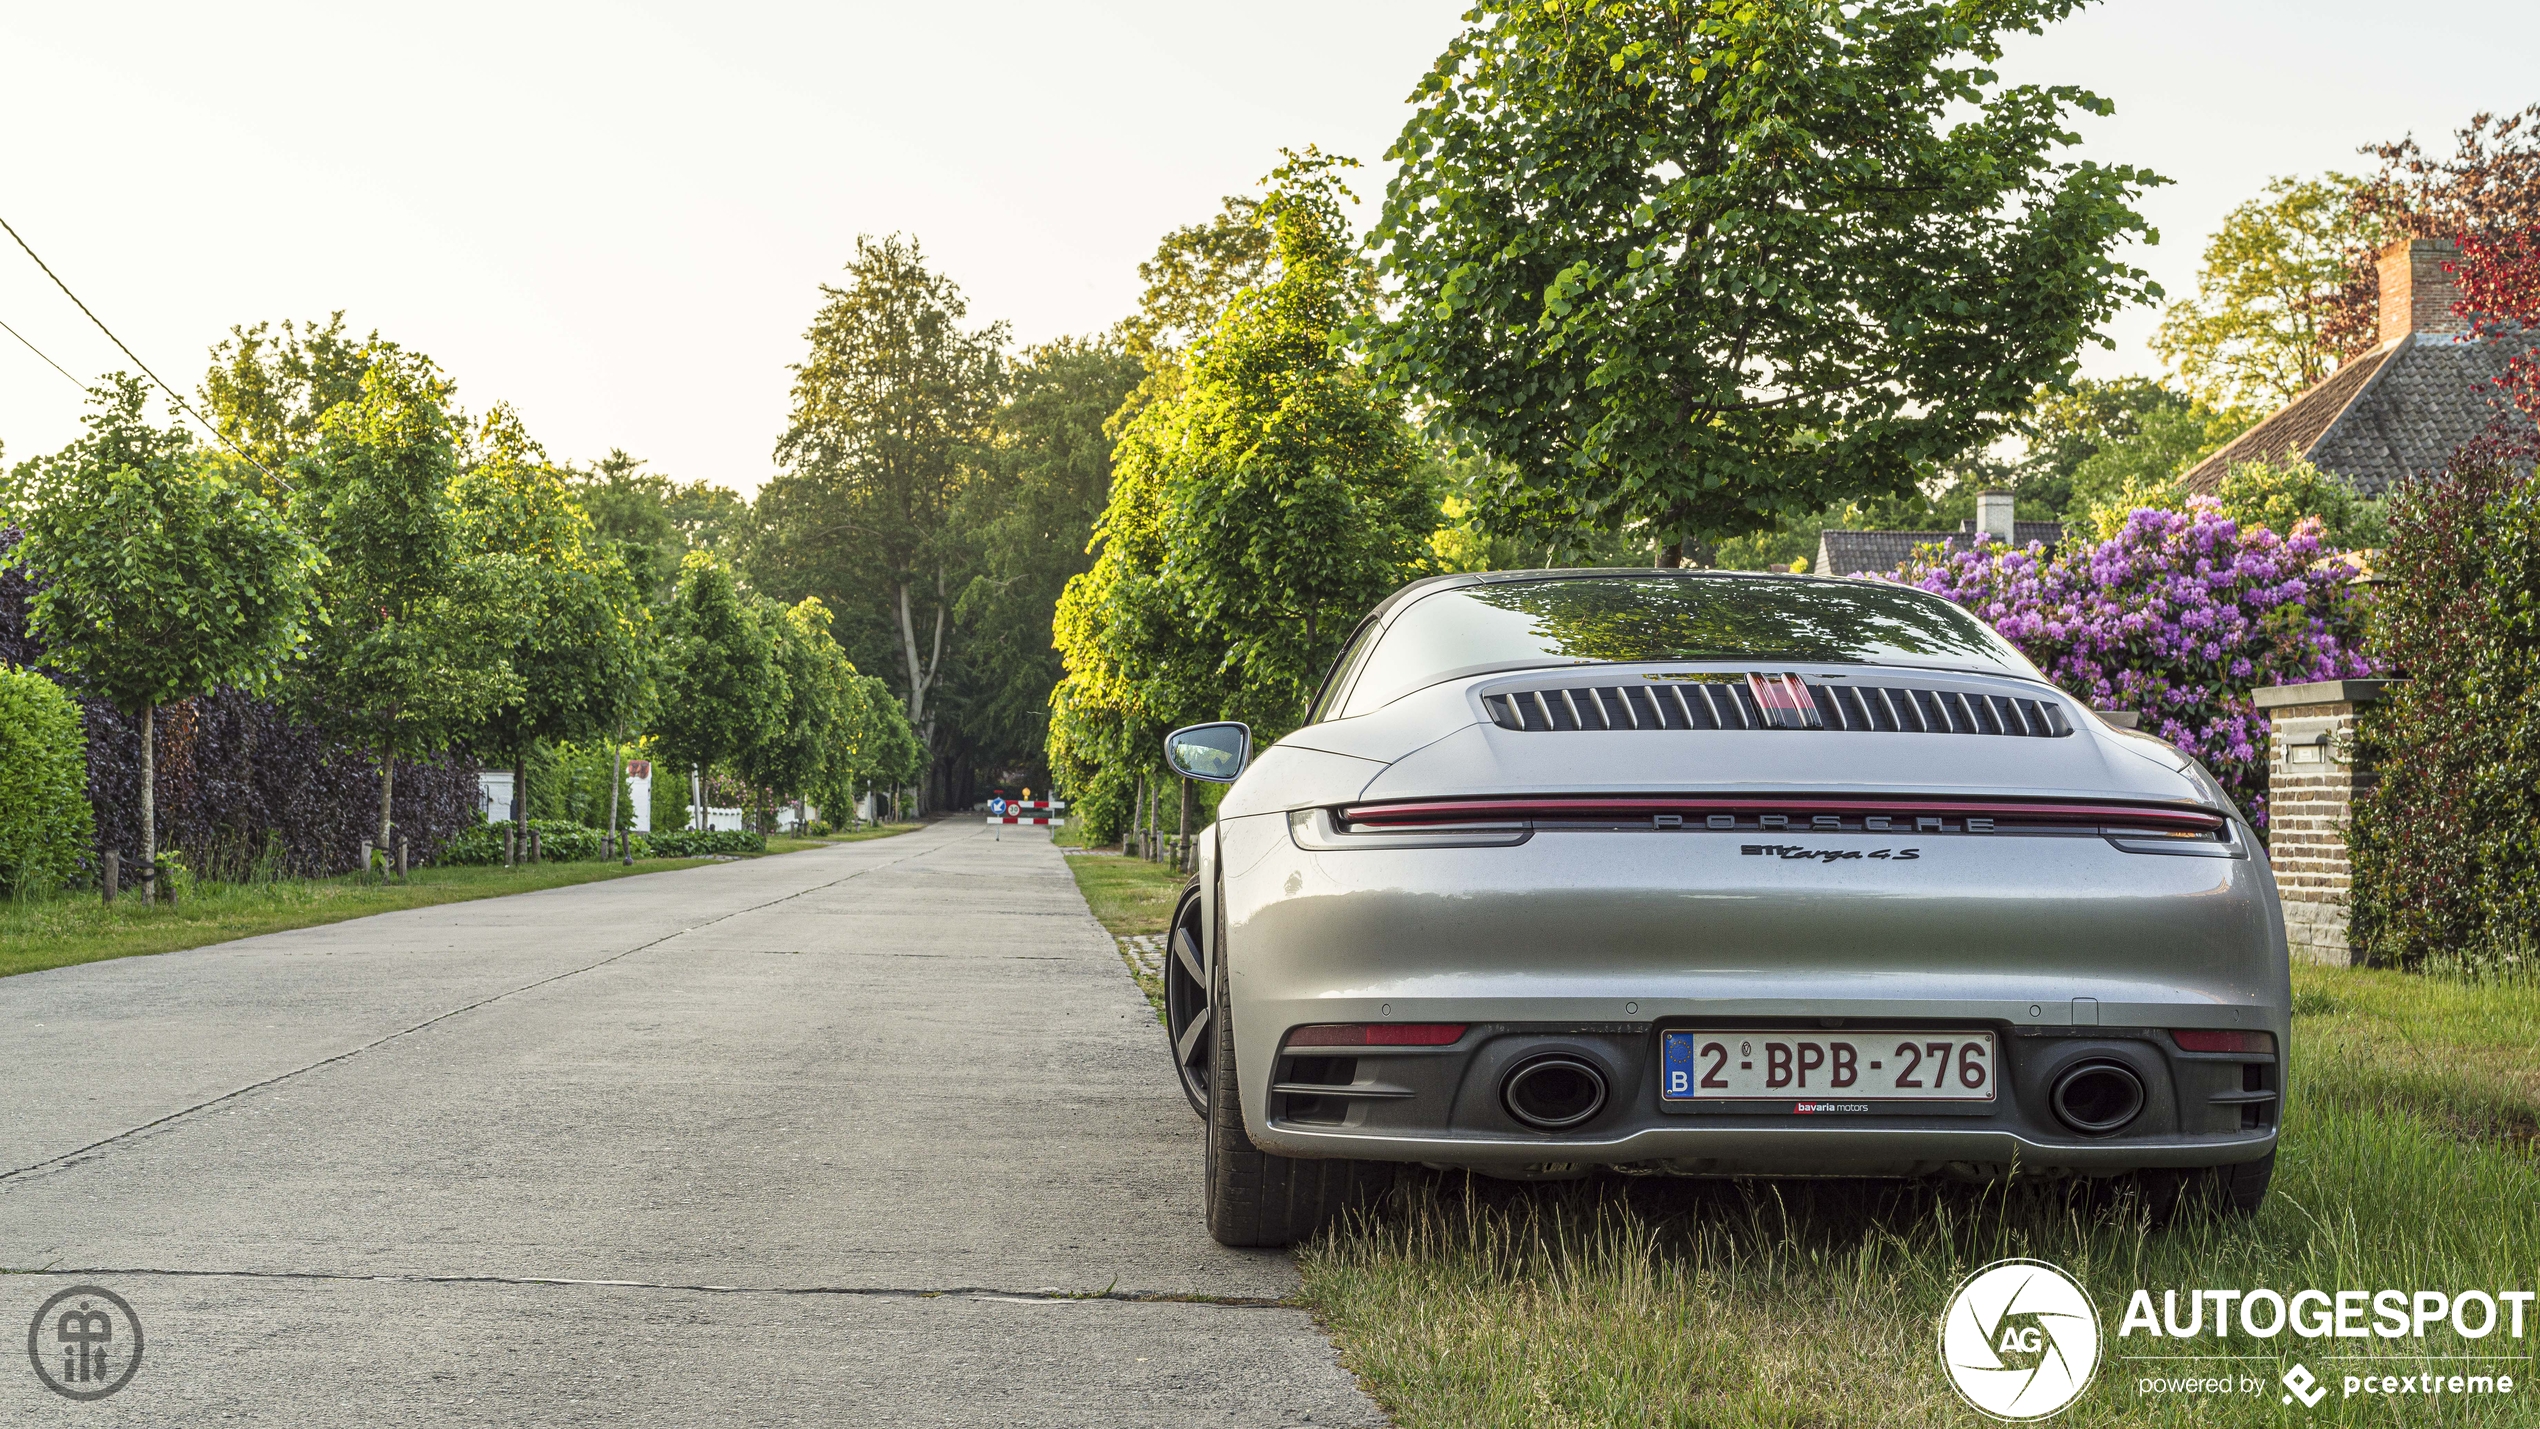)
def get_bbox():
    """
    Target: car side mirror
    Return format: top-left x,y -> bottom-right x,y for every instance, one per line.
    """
1164,722 -> 1251,783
